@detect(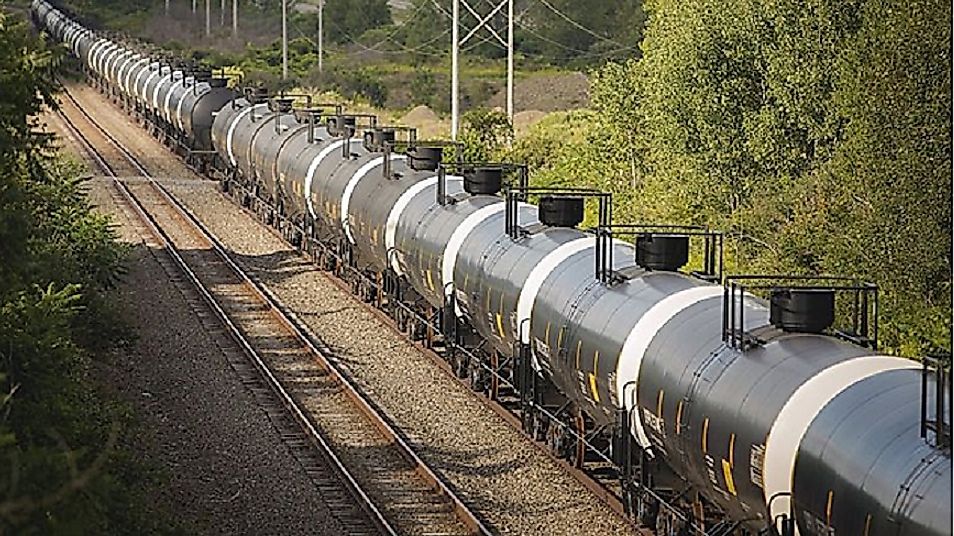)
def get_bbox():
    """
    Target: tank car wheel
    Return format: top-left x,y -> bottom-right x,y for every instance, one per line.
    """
468,359 -> 484,391
636,491 -> 659,529
531,410 -> 548,441
546,422 -> 566,457
394,307 -> 406,333
453,352 -> 468,379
